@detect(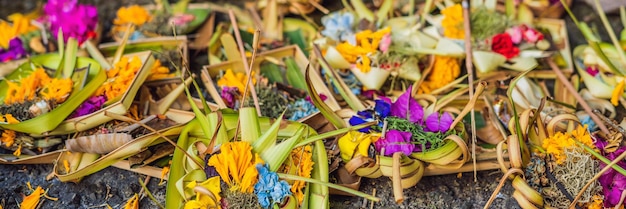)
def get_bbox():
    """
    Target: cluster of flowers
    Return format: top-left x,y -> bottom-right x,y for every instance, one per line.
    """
185,141 -> 314,208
